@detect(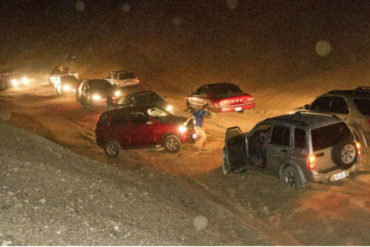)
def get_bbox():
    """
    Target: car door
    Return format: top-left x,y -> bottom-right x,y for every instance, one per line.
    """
265,125 -> 292,173
224,127 -> 248,172
109,111 -> 132,147
128,112 -> 156,147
